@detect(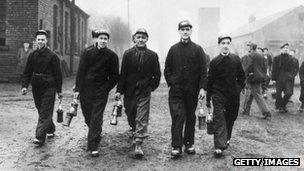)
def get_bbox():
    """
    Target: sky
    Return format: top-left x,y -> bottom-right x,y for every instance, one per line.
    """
75,0 -> 304,59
